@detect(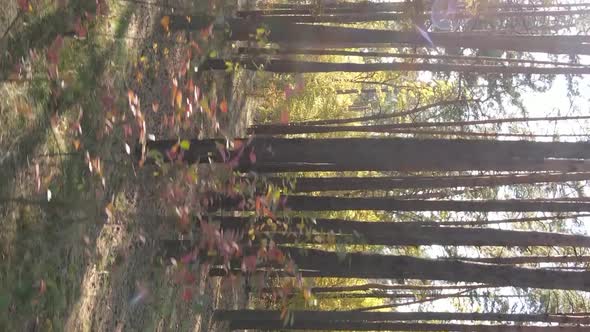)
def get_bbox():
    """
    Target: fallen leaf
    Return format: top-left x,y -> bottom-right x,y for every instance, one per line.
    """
35,163 -> 41,193
152,101 -> 159,113
181,288 -> 192,302
175,90 -> 183,108
219,100 -> 228,113
73,16 -> 87,38
17,0 -> 31,12
160,16 -> 170,32
47,35 -> 64,65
